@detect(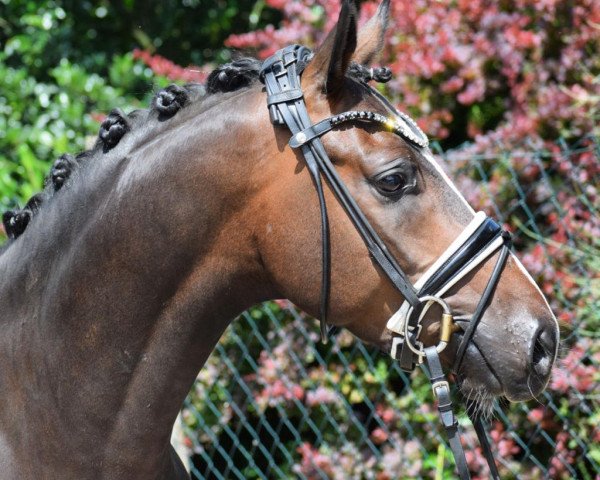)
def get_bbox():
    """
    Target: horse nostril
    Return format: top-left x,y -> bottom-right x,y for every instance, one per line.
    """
530,325 -> 557,378
532,336 -> 545,366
